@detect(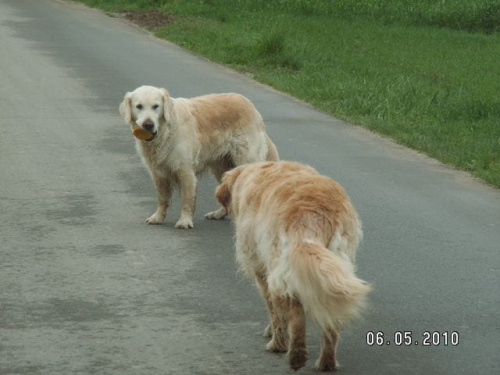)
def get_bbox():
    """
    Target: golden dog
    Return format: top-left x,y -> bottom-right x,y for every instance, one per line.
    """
216,161 -> 372,371
119,86 -> 278,228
